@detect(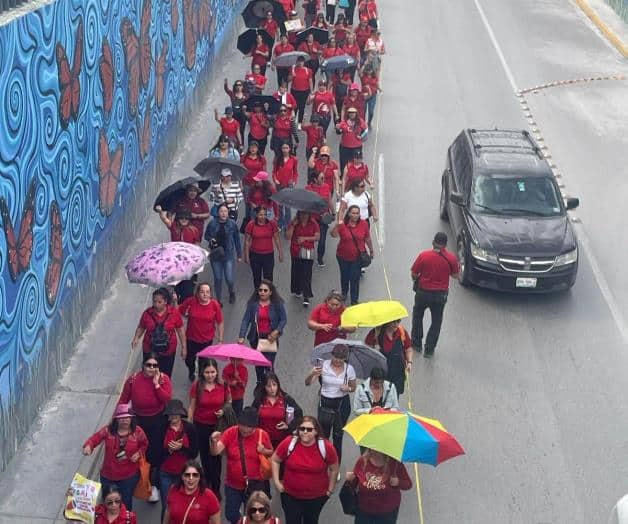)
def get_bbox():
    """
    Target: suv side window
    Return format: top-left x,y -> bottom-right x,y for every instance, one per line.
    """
450,132 -> 465,190
458,139 -> 473,196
